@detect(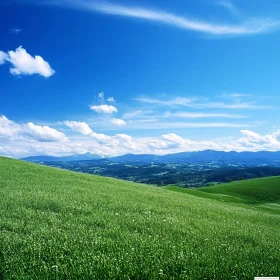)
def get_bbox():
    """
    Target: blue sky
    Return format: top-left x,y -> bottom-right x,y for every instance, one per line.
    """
1,0 -> 280,157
